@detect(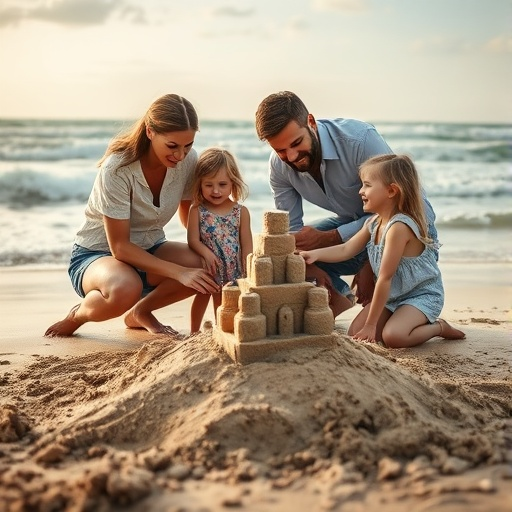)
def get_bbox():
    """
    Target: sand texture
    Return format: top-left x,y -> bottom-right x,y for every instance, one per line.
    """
0,265 -> 511,511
